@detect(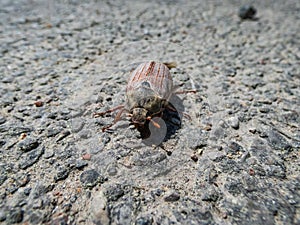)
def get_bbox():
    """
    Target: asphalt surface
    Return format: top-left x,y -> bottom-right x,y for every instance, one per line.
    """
0,0 -> 299,224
